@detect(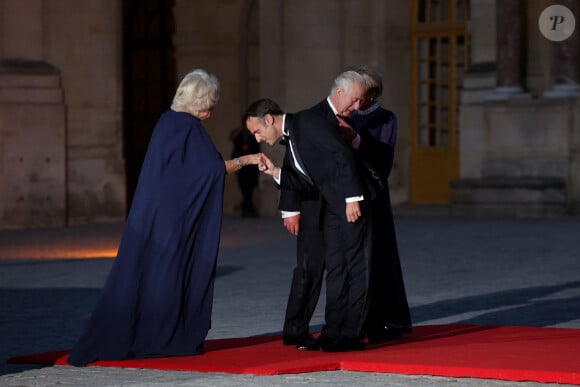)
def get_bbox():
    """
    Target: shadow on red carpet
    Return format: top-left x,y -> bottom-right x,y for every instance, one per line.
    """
8,324 -> 580,385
